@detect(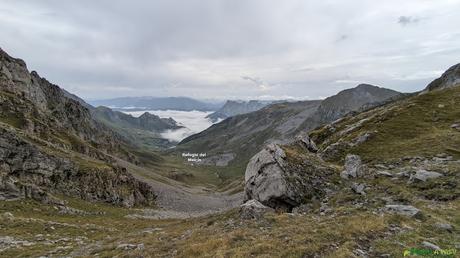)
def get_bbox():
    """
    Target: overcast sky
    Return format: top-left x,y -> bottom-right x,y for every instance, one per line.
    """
1,0 -> 459,100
